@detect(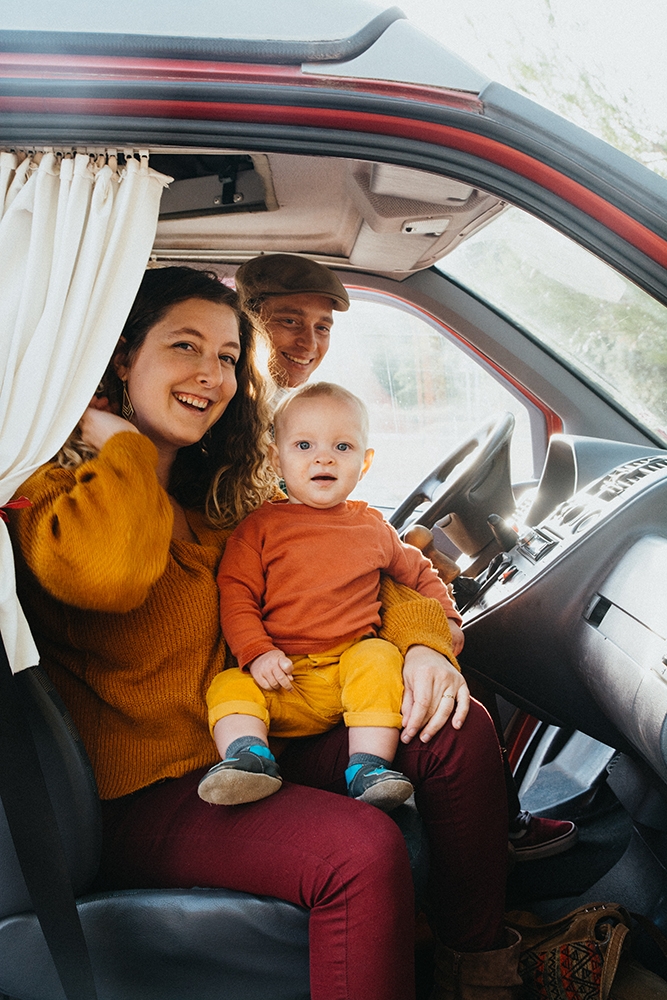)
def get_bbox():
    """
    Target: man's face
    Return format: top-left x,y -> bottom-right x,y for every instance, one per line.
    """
261,293 -> 334,387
